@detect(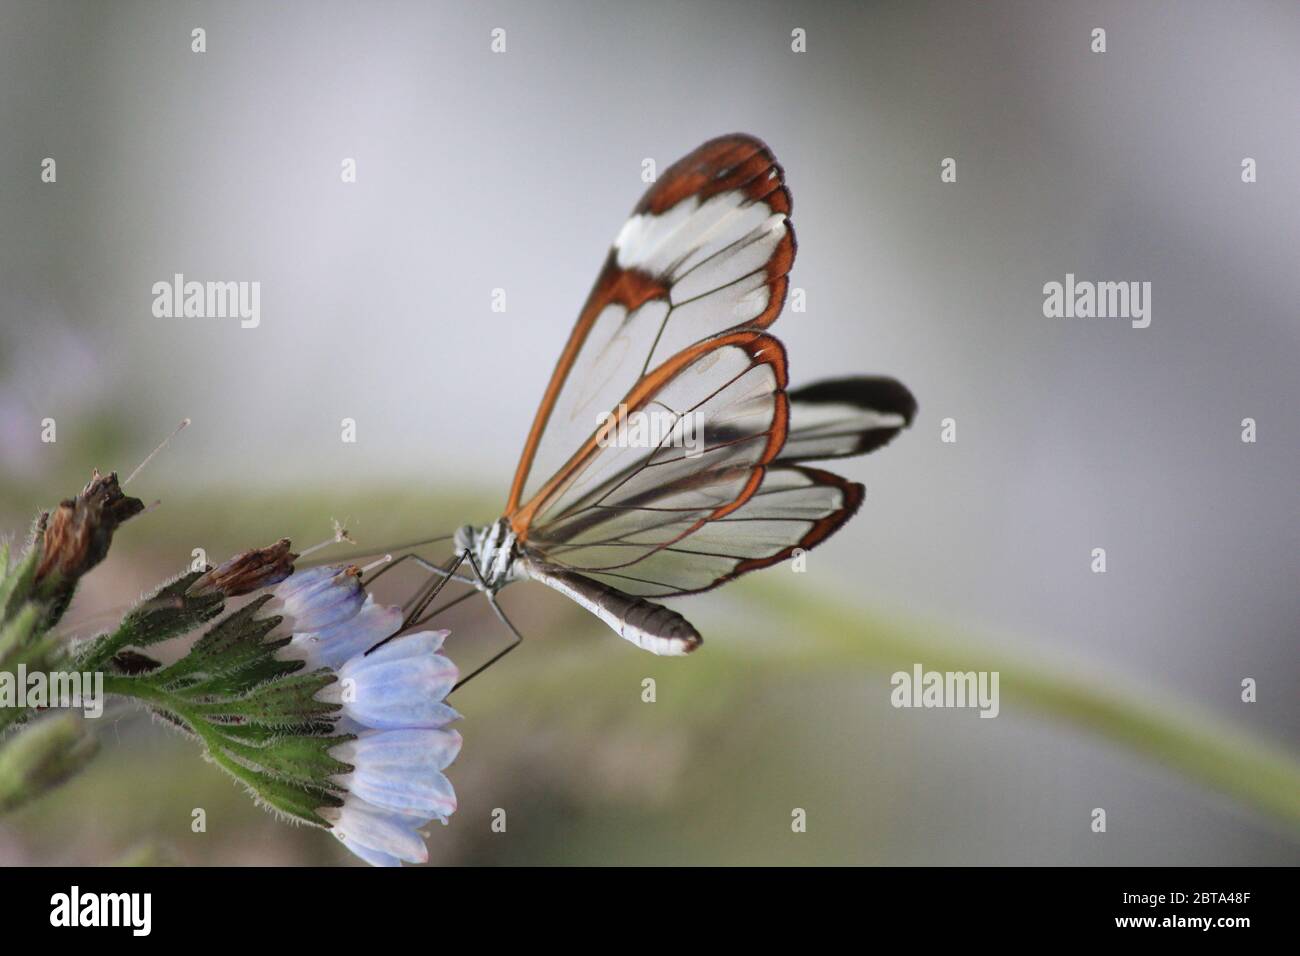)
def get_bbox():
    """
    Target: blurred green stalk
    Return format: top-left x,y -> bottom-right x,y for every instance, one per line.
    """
0,712 -> 99,814
745,581 -> 1300,832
